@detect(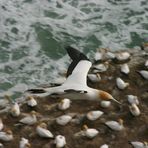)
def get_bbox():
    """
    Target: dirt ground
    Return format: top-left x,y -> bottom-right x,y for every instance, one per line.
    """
0,49 -> 148,148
